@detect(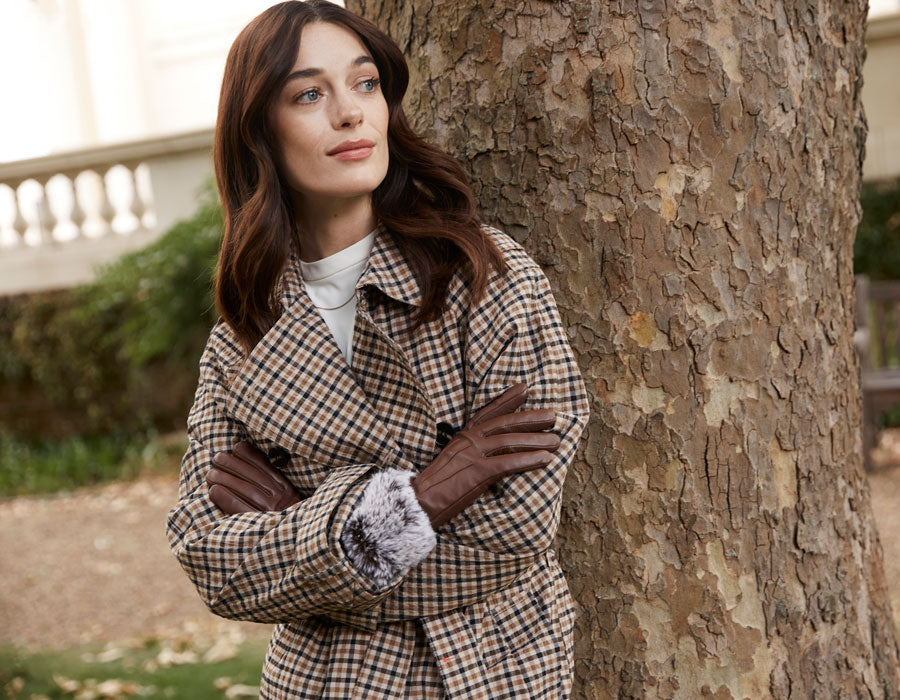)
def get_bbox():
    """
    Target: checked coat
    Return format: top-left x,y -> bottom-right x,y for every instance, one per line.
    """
165,223 -> 591,699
